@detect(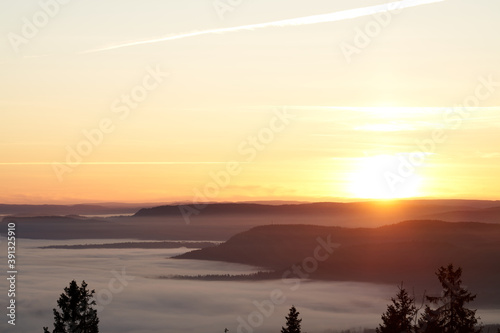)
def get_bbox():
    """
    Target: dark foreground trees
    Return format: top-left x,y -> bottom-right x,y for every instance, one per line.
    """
281,305 -> 302,333
43,280 -> 99,333
376,283 -> 417,333
378,264 -> 482,333
418,264 -> 482,333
